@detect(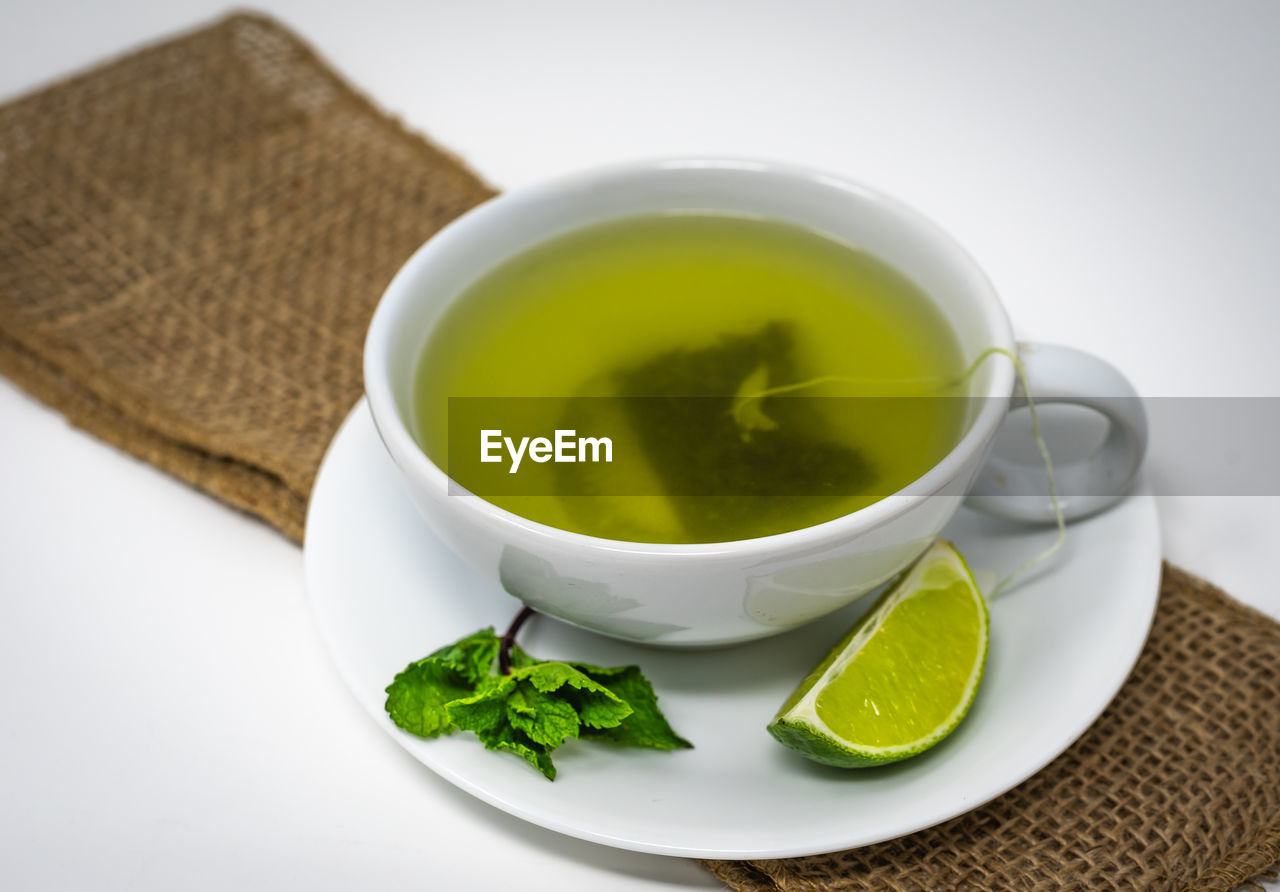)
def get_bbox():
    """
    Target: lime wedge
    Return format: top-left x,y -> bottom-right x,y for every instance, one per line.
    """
768,539 -> 988,767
